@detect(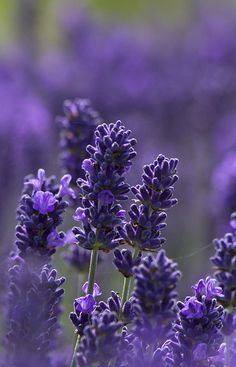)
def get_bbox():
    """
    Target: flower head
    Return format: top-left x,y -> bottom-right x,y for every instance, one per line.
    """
75,294 -> 96,314
192,277 -> 223,301
181,297 -> 205,319
33,191 -> 56,215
